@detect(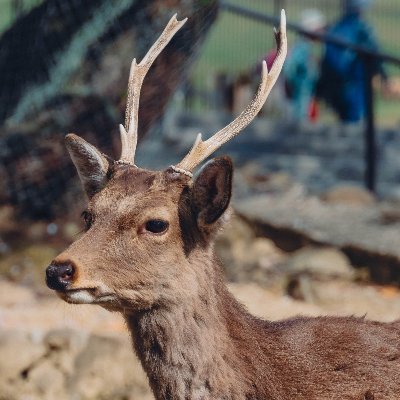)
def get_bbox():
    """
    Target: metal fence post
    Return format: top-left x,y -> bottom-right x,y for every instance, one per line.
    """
363,56 -> 377,193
